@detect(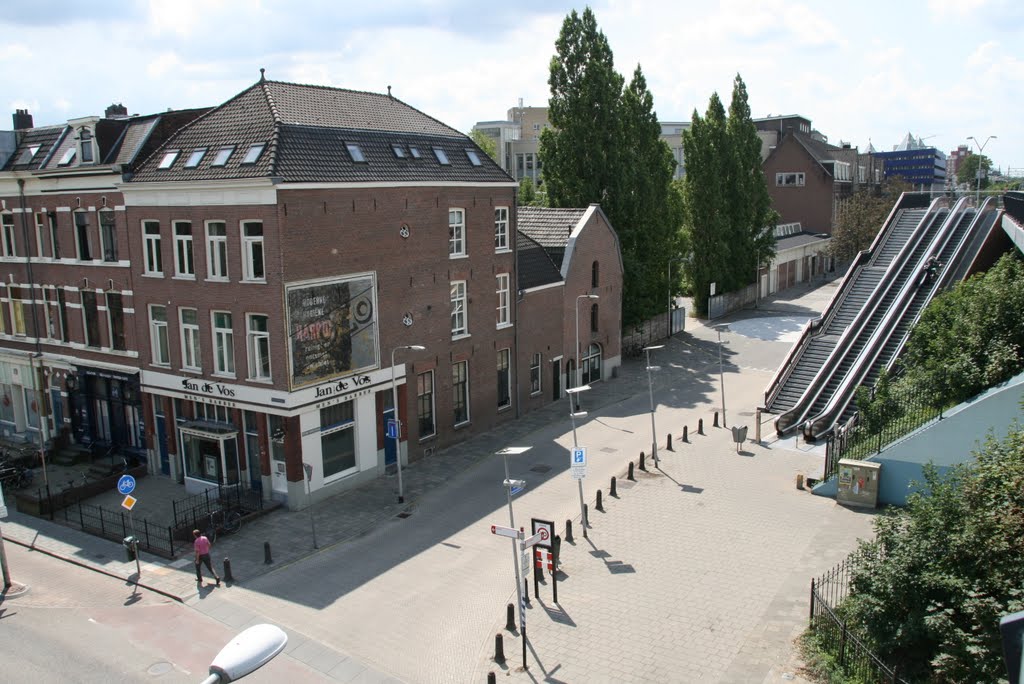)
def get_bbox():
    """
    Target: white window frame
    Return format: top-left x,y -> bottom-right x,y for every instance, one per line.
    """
212,311 -> 235,376
496,273 -> 510,328
775,172 -> 805,187
98,209 -> 117,262
450,280 -> 467,338
1,214 -> 15,257
180,307 -> 201,371
173,220 -> 195,278
205,221 -> 228,281
494,206 -> 509,252
42,287 -> 59,340
452,360 -> 470,426
246,313 -> 272,381
150,305 -> 170,366
9,287 -> 26,336
73,211 -> 92,260
449,208 -> 465,257
530,353 -> 542,395
34,212 -> 47,258
241,221 -> 265,281
143,220 -> 162,275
